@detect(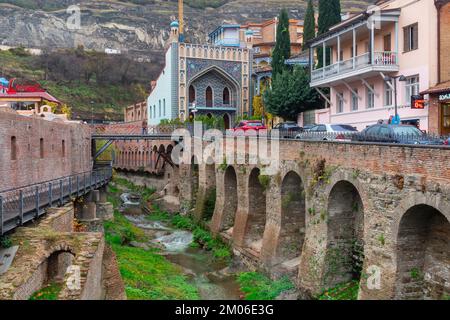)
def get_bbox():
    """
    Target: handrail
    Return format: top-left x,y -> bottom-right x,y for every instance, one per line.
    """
0,167 -> 112,235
